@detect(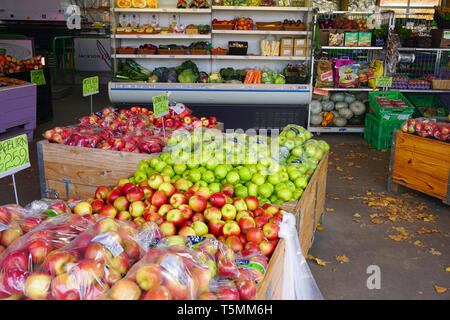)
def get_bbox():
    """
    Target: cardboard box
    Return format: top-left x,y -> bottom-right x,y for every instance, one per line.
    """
319,29 -> 334,46
280,47 -> 293,56
293,47 -> 306,57
358,32 -> 372,46
431,29 -> 450,48
280,37 -> 294,48
345,32 -> 359,46
294,38 -> 307,48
